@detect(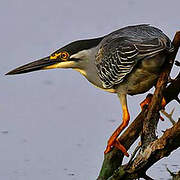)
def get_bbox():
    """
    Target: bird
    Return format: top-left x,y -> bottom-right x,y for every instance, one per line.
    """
6,24 -> 174,156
